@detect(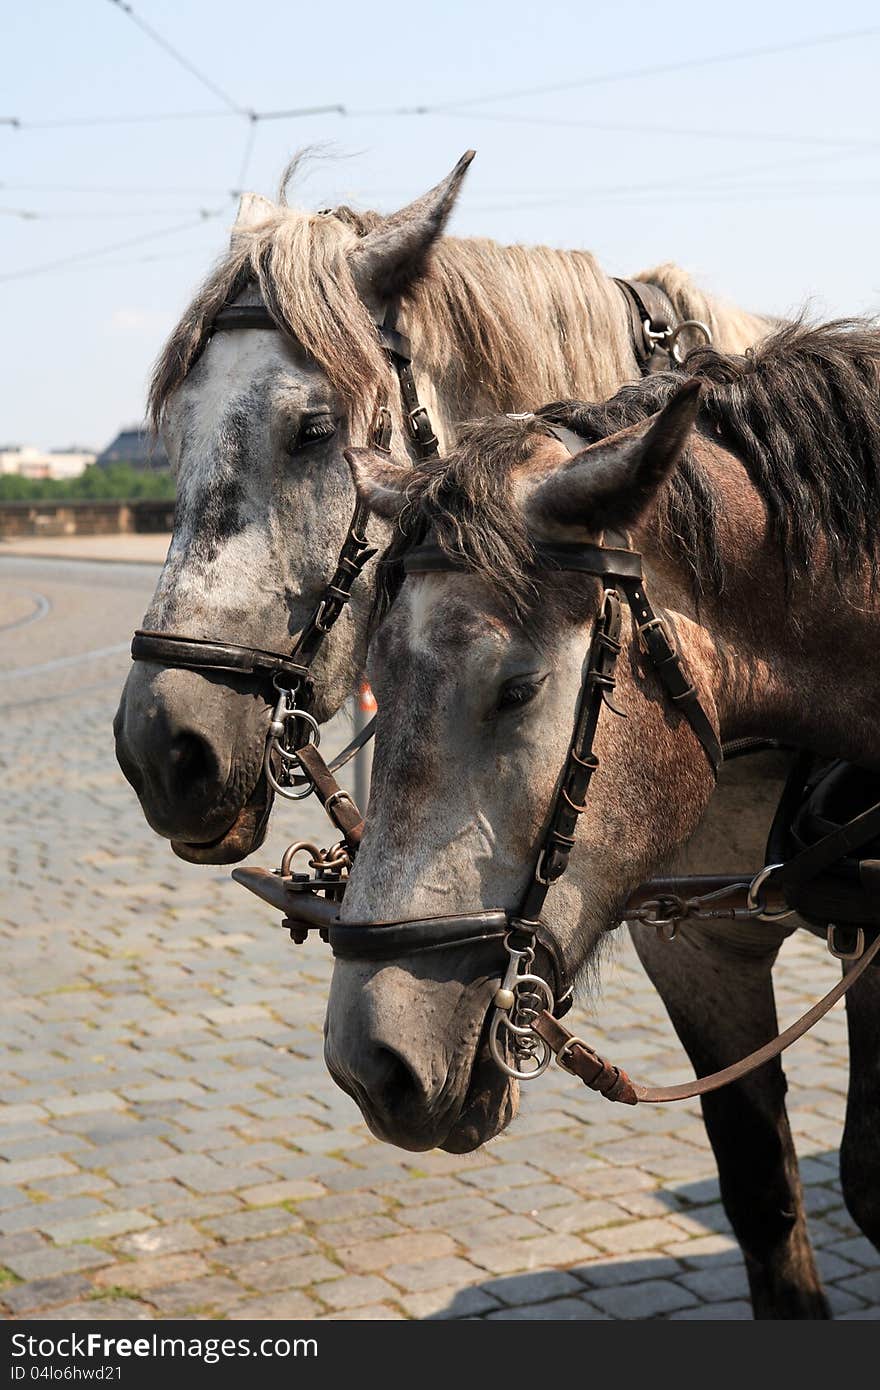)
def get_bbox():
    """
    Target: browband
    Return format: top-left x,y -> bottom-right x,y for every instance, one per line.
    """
213,302 -> 413,364
403,541 -> 645,583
